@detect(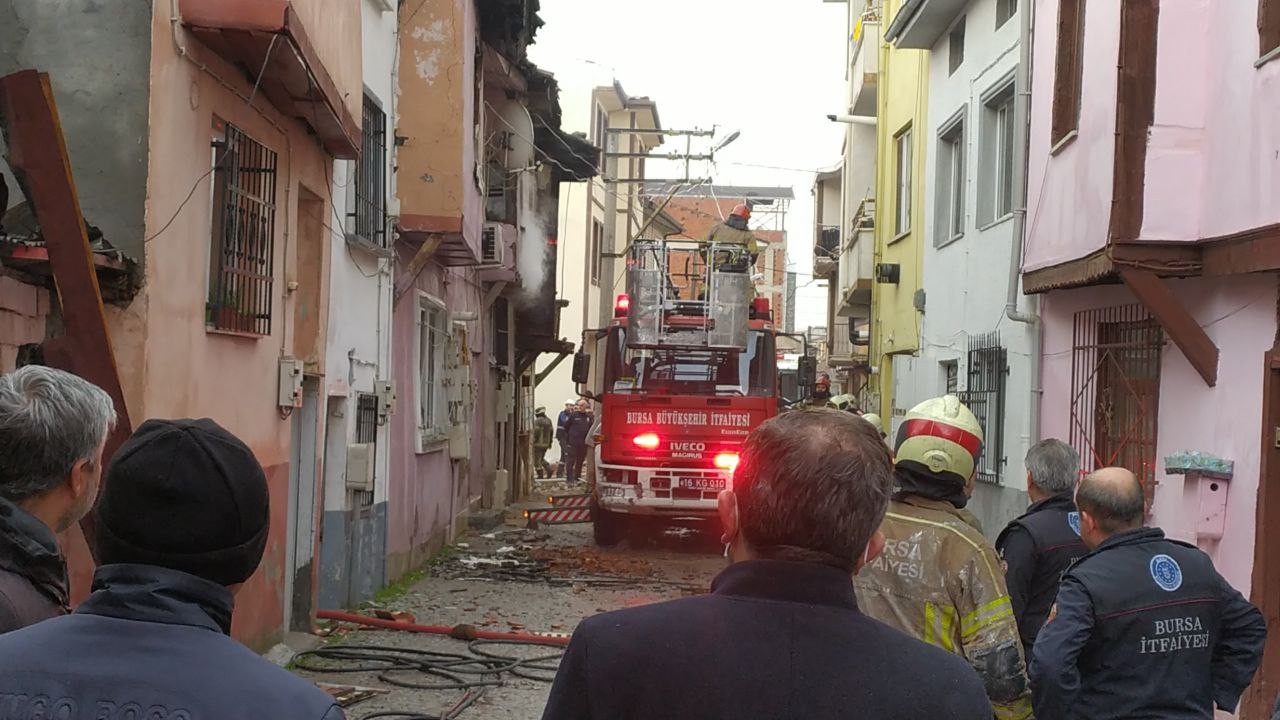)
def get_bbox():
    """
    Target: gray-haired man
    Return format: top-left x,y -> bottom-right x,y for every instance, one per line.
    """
996,439 -> 1087,658
0,366 -> 116,632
